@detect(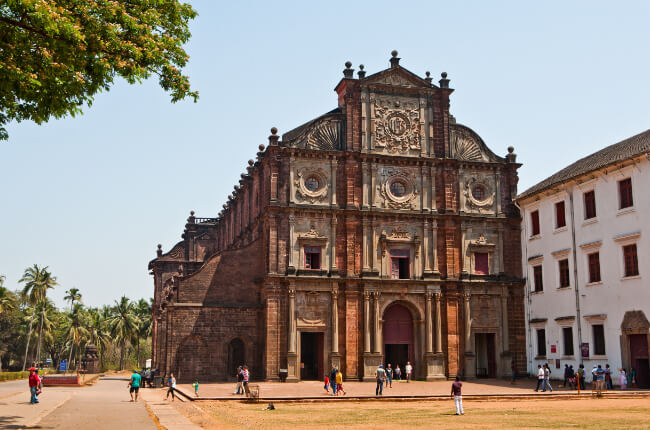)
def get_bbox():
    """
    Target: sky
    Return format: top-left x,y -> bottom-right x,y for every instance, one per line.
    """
1,1 -> 649,309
